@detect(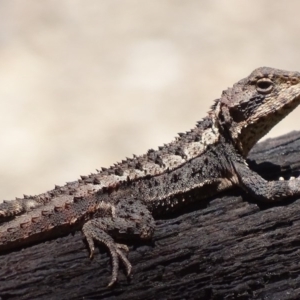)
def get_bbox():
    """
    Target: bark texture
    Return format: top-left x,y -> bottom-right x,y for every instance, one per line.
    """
1,131 -> 300,300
